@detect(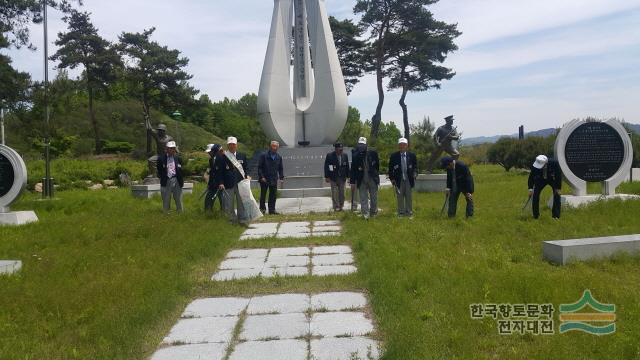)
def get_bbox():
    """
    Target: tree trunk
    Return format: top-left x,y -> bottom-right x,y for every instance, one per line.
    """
143,93 -> 152,155
370,20 -> 389,142
88,86 -> 101,154
399,85 -> 410,140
